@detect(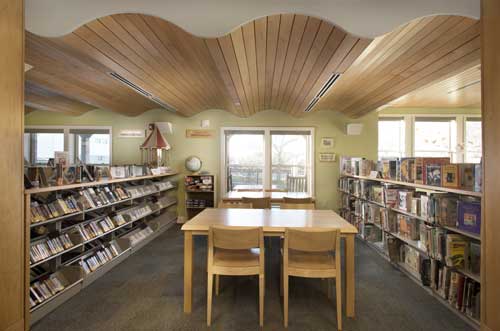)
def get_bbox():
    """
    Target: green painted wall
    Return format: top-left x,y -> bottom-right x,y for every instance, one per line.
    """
26,109 -> 378,215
